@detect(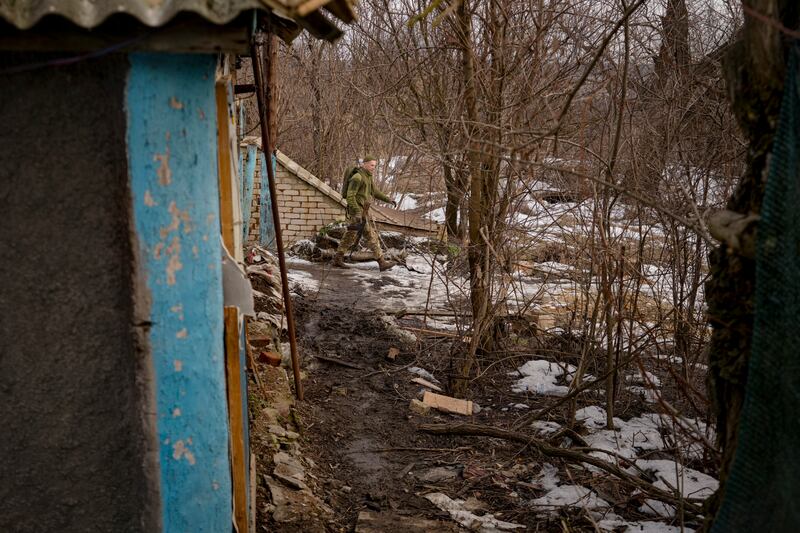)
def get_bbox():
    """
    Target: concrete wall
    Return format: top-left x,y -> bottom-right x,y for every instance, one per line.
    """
0,52 -> 160,532
245,152 -> 346,245
0,51 -> 236,533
